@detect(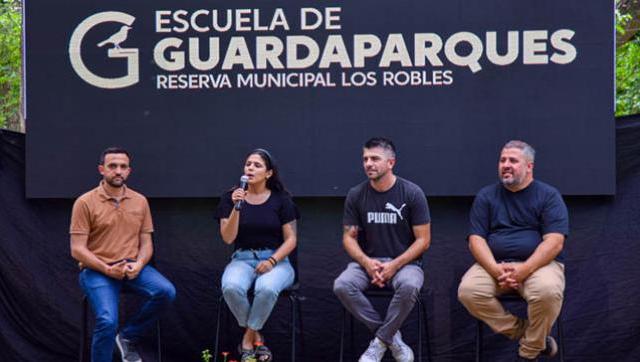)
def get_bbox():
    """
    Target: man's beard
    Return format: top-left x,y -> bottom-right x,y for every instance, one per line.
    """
105,176 -> 125,188
501,174 -> 523,187
368,169 -> 388,181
